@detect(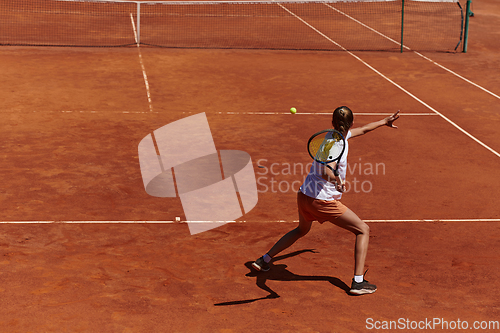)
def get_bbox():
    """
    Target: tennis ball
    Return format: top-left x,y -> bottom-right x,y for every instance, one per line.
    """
290,107 -> 297,114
